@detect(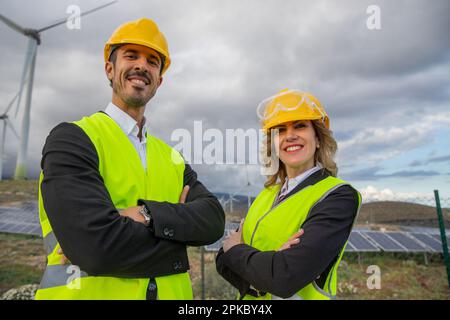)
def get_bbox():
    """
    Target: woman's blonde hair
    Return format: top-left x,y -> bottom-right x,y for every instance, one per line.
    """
261,120 -> 338,188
